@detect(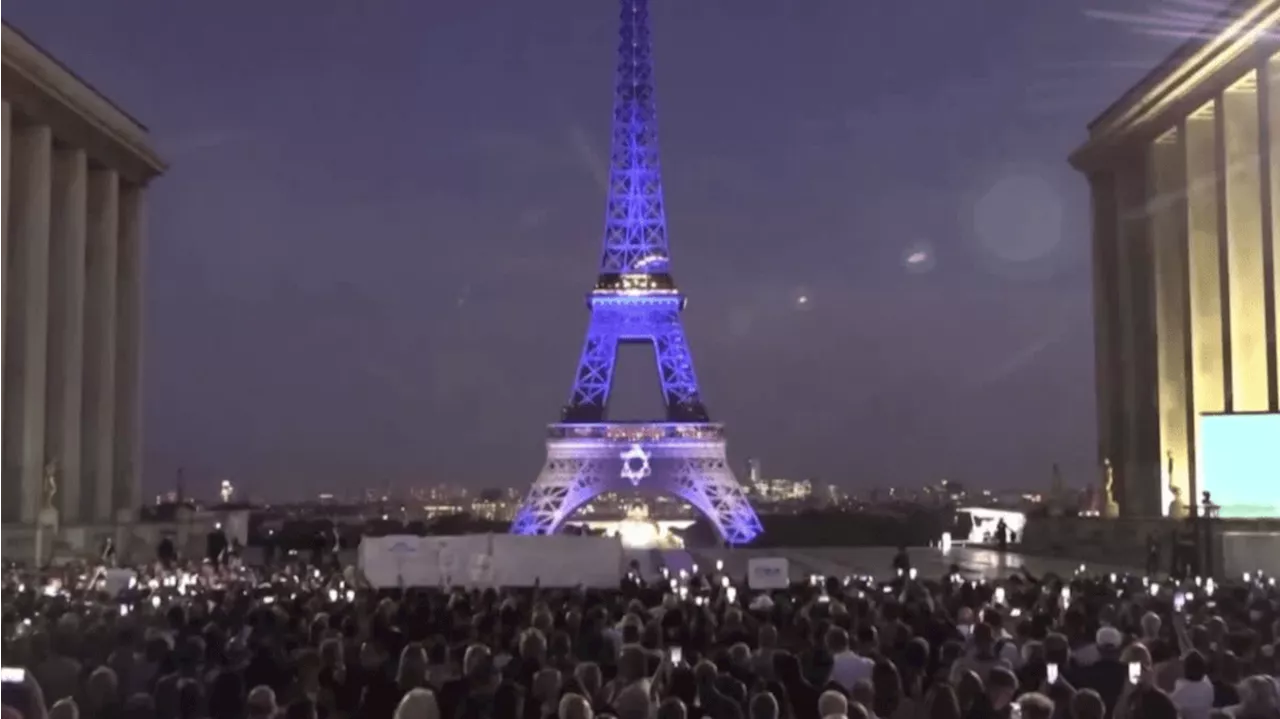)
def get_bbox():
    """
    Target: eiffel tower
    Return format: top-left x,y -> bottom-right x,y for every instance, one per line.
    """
509,0 -> 762,544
